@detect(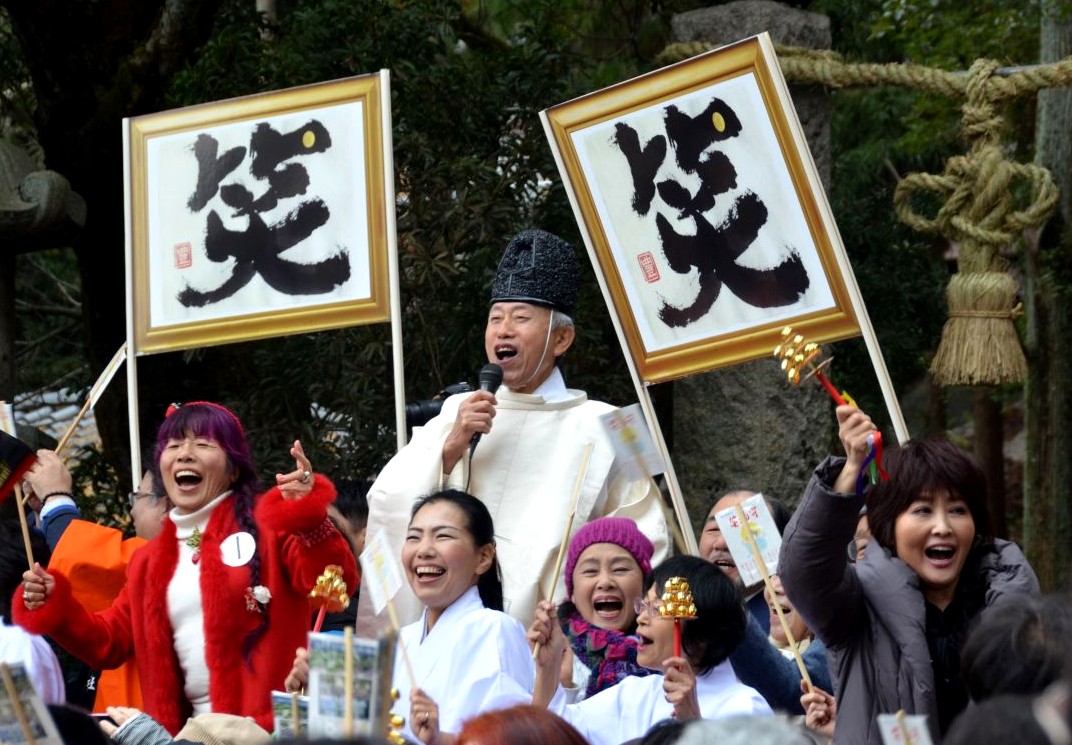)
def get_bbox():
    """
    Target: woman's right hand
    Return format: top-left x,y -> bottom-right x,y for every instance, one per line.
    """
21,563 -> 55,610
284,647 -> 309,693
801,681 -> 837,738
527,600 -> 566,707
833,405 -> 877,494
